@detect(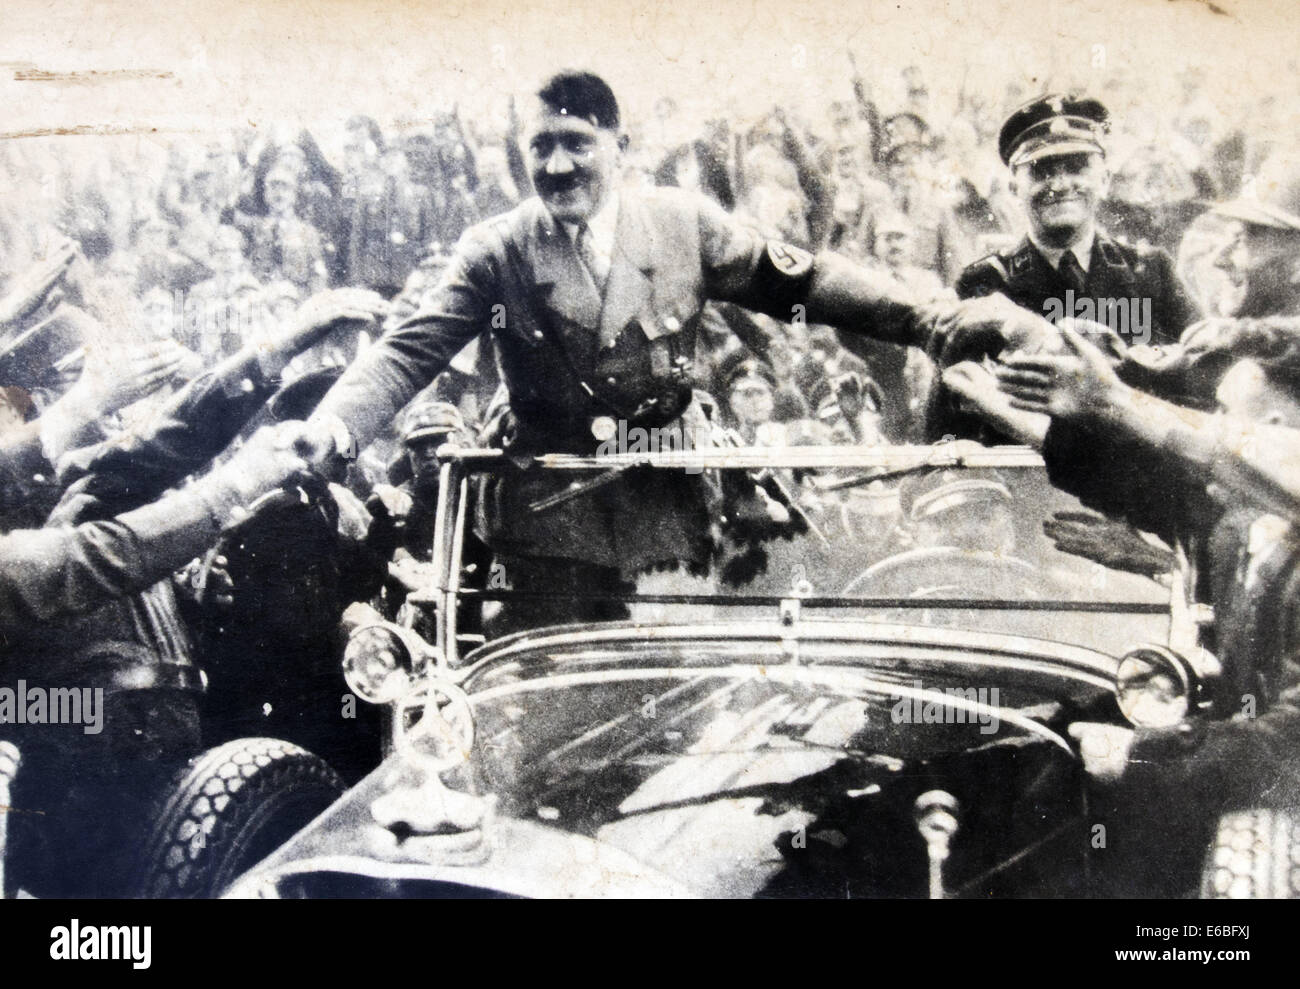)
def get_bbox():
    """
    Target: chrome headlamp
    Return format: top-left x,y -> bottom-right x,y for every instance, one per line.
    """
342,623 -> 417,704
